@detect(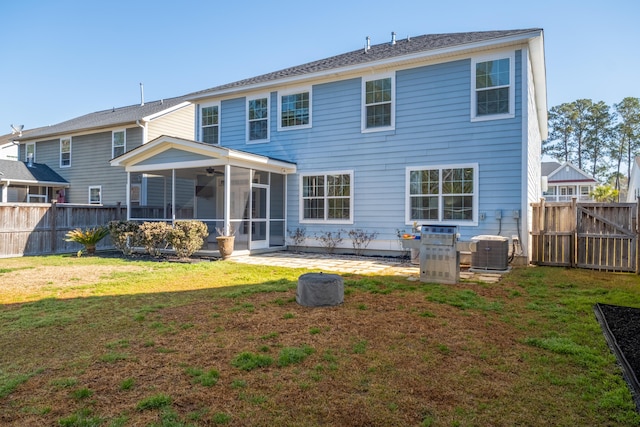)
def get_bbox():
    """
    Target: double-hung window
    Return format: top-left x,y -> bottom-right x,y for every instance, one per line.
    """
247,95 -> 269,142
112,130 -> 126,158
60,137 -> 71,167
89,186 -> 102,204
407,164 -> 477,224
362,73 -> 395,132
25,142 -> 35,162
301,171 -> 353,223
472,53 -> 515,120
200,103 -> 219,144
278,88 -> 311,130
